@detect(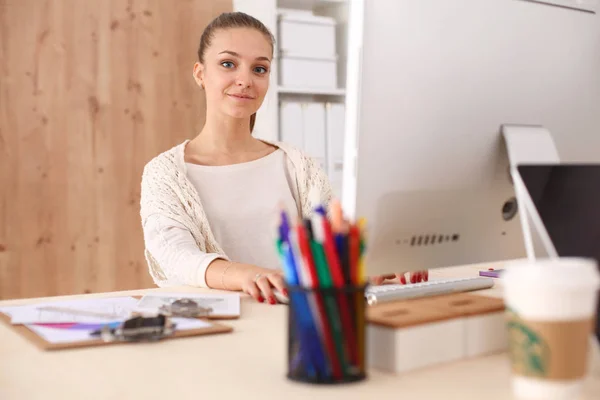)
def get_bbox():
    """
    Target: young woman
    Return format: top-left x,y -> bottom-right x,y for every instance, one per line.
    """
140,12 -> 426,305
